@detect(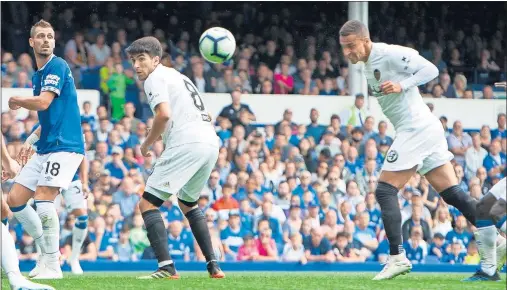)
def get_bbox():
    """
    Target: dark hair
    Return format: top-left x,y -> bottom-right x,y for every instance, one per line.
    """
125,36 -> 162,58
339,20 -> 370,38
